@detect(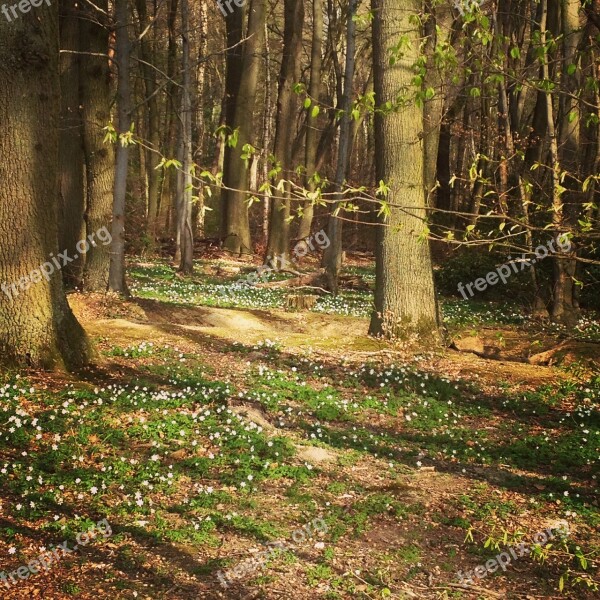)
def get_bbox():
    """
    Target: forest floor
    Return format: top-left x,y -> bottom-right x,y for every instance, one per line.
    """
0,254 -> 599,599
